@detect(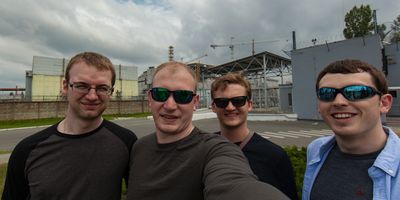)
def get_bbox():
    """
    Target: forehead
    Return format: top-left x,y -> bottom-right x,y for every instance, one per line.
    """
214,84 -> 246,97
319,72 -> 375,88
69,62 -> 112,84
153,67 -> 196,90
